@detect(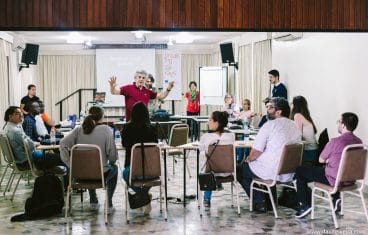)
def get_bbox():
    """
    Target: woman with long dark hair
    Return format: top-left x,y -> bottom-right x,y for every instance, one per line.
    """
122,101 -> 158,214
198,111 -> 235,207
290,96 -> 318,165
60,106 -> 118,213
